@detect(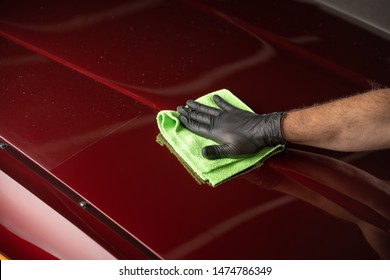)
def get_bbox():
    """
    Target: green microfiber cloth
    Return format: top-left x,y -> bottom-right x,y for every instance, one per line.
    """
156,89 -> 284,186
